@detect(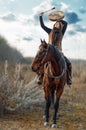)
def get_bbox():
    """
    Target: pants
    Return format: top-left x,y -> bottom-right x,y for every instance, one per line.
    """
64,56 -> 72,80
